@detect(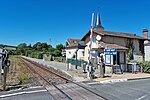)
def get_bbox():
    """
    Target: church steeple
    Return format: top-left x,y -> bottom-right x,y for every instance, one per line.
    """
94,10 -> 104,30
